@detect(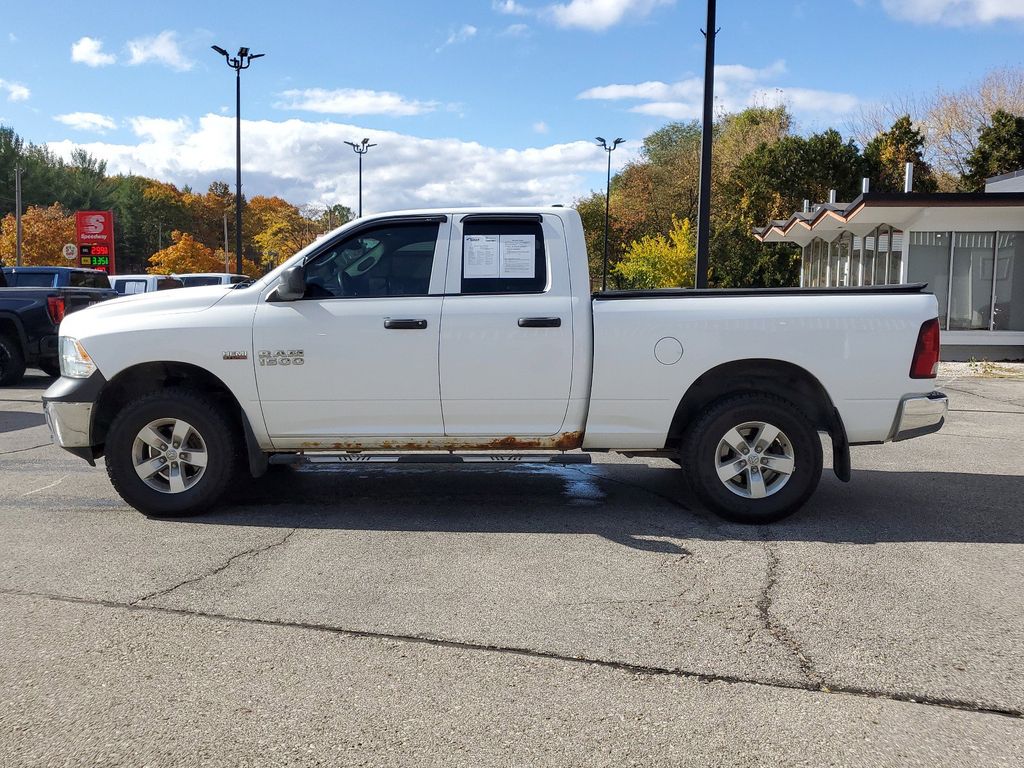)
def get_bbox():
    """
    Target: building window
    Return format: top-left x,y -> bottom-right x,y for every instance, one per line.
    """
874,226 -> 890,285
801,244 -> 811,287
850,236 -> 862,287
889,230 -> 904,284
862,229 -> 876,286
907,232 -> 951,330
994,231 -> 1024,331
949,232 -> 995,331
